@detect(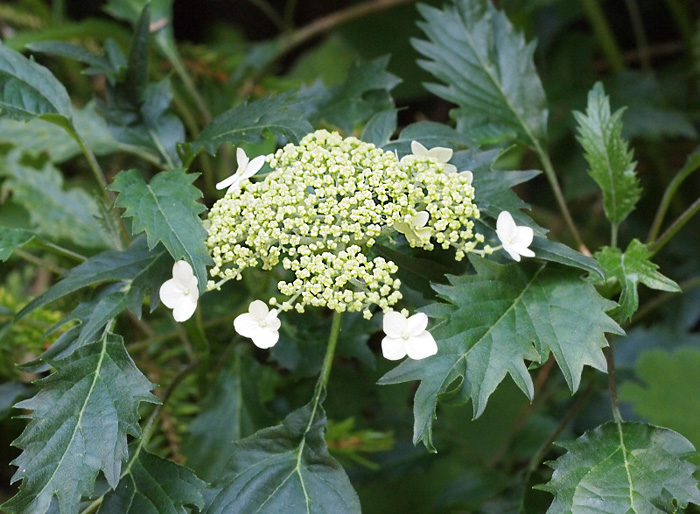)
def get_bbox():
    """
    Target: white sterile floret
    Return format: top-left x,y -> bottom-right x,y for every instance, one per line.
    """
408,140 -> 457,173
234,300 -> 281,349
496,211 -> 535,262
159,261 -> 199,322
381,311 -> 438,360
216,147 -> 266,194
394,211 -> 431,245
